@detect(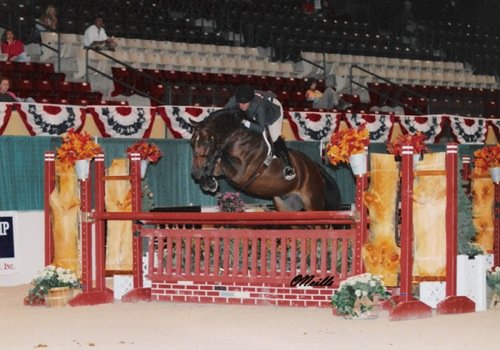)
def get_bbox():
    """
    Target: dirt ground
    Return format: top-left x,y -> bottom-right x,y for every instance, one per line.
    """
1,285 -> 499,350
